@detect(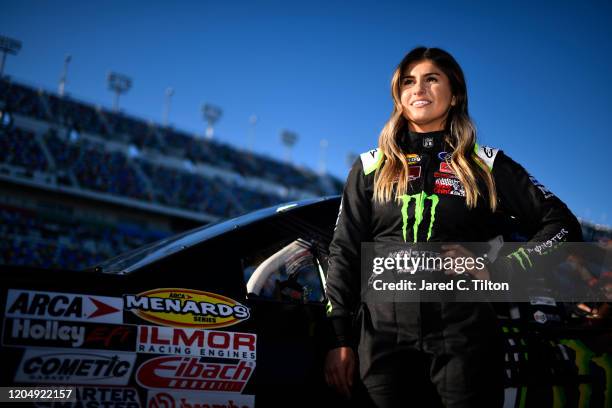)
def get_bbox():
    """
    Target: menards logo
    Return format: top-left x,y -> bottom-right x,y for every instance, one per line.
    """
124,289 -> 250,329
